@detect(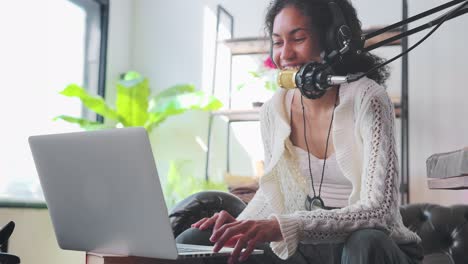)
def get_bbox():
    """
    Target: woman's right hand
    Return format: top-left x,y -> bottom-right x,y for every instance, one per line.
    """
191,210 -> 236,232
